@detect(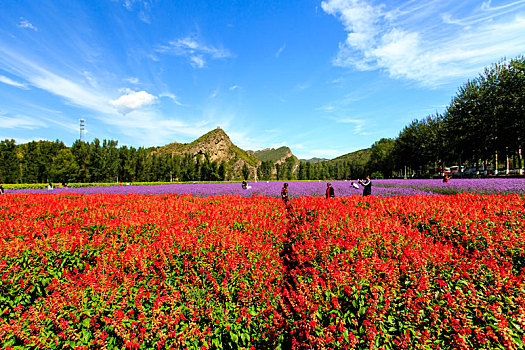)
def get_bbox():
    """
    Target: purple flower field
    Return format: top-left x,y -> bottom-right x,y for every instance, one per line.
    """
374,178 -> 525,195
6,178 -> 523,197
